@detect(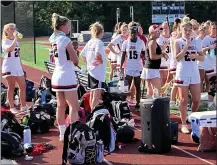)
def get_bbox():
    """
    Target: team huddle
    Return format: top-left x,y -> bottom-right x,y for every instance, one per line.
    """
1,12 -> 216,141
